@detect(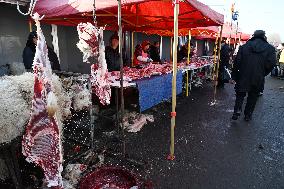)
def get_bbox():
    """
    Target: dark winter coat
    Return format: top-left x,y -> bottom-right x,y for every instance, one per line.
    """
220,43 -> 230,69
23,45 -> 61,71
149,45 -> 161,62
105,46 -> 120,71
23,46 -> 35,70
177,45 -> 188,62
232,37 -> 276,92
105,46 -> 129,71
